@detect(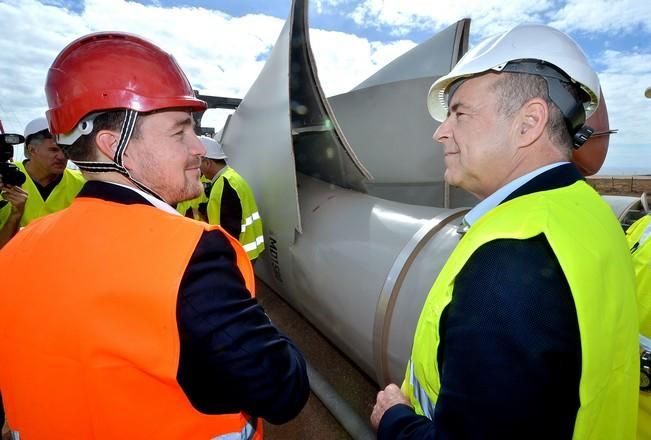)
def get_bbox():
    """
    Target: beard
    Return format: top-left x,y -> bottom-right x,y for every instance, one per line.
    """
129,149 -> 203,205
164,156 -> 203,205
166,171 -> 203,205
